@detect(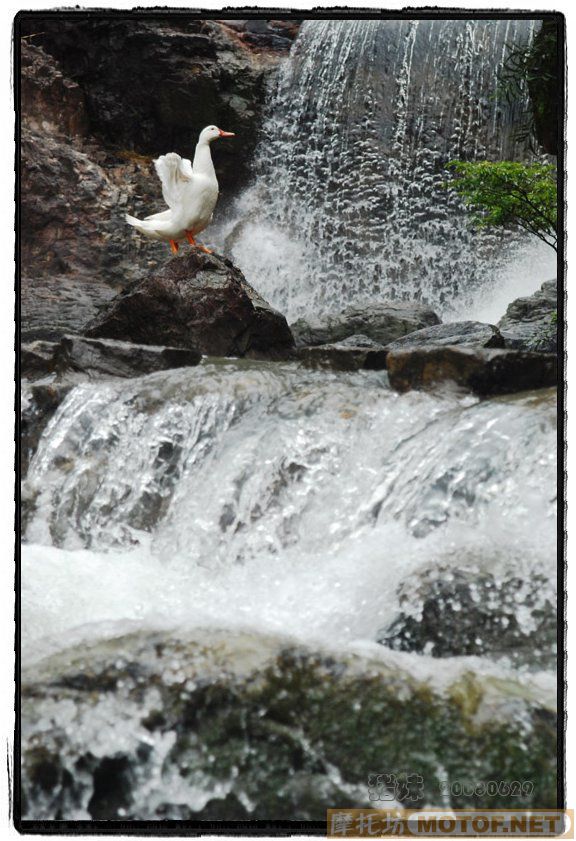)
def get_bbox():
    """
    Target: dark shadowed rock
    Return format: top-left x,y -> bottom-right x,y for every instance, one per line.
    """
20,18 -> 282,194
21,381 -> 74,477
21,41 -> 88,138
84,251 -> 295,359
297,334 -> 388,372
378,565 -> 556,669
21,272 -> 120,343
386,321 -> 504,351
291,302 -> 440,347
22,336 -> 201,381
387,346 -> 557,395
498,279 -> 557,352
